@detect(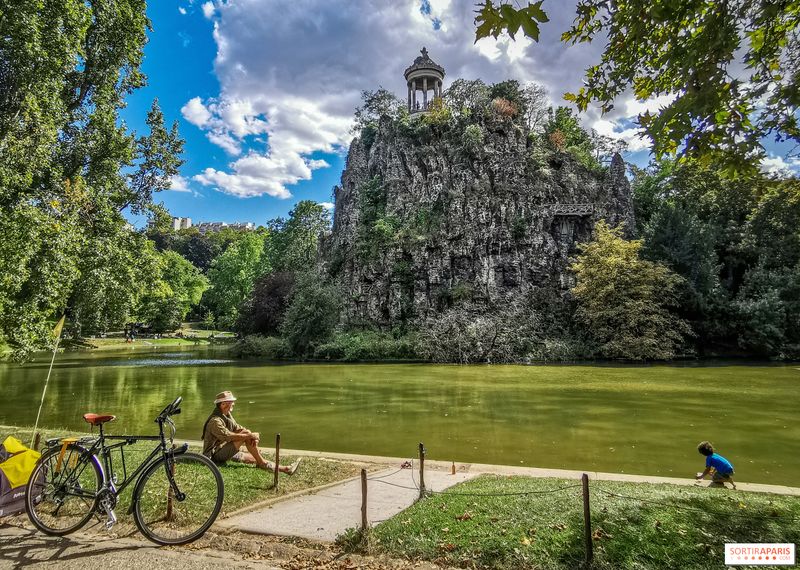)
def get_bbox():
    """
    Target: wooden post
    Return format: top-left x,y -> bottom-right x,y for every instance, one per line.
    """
33,432 -> 41,452
361,468 -> 368,531
582,473 -> 593,567
418,442 -> 426,499
273,433 -> 281,490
